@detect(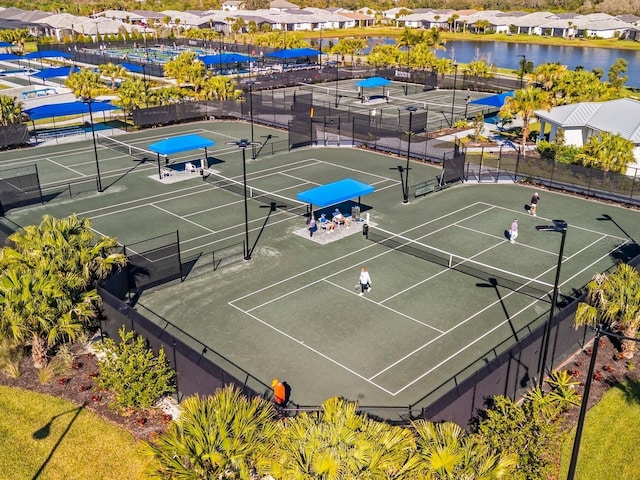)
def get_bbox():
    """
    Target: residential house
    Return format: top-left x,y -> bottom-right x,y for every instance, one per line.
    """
535,98 -> 640,174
